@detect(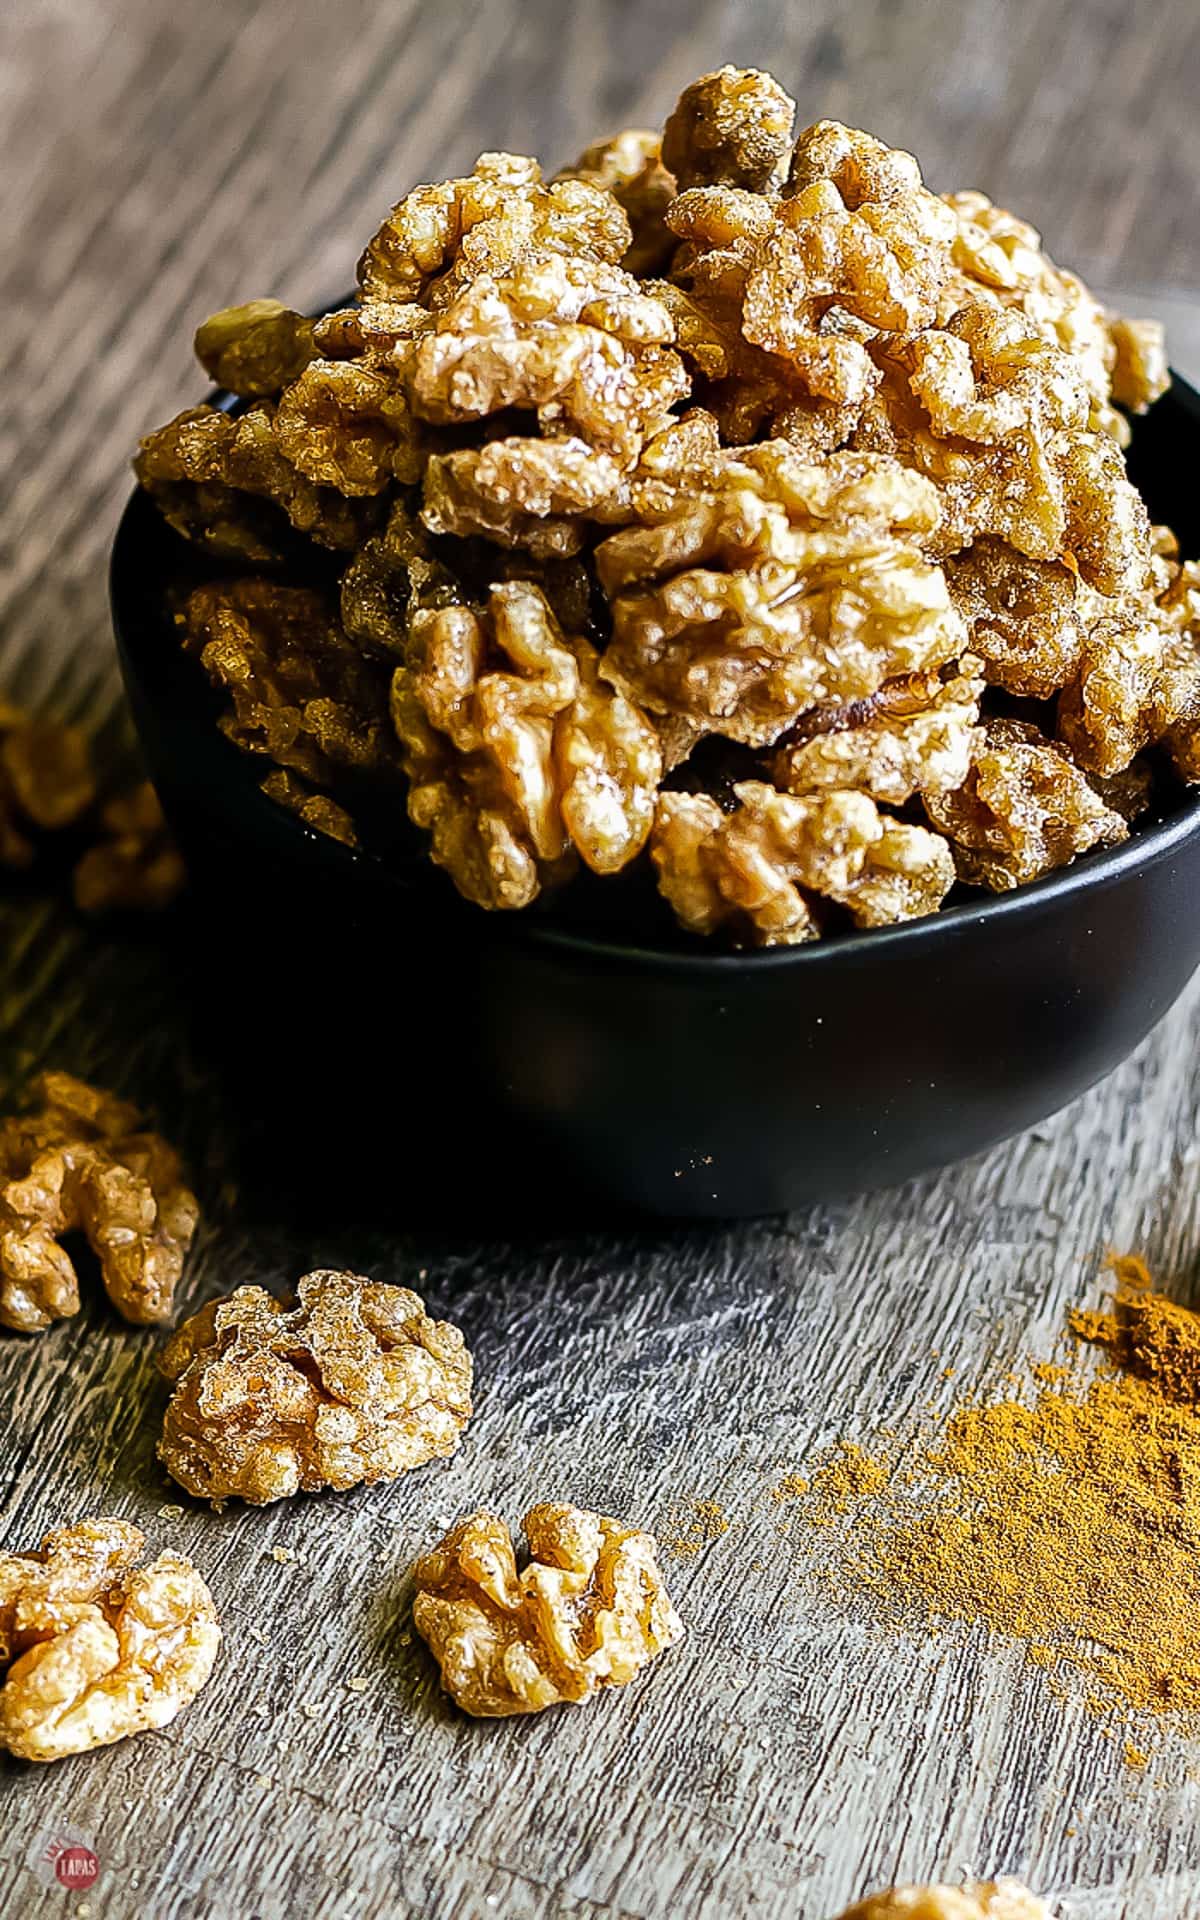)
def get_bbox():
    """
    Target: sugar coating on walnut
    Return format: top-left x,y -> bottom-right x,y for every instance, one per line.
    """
554,130 -> 677,276
652,779 -> 955,945
0,1518 -> 219,1762
412,1503 -> 682,1717
194,299 -> 318,399
0,1072 -> 199,1334
259,769 -> 359,847
392,579 -> 661,909
835,1880 -> 1048,1920
925,718 -> 1127,890
157,1269 -> 473,1506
